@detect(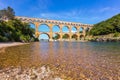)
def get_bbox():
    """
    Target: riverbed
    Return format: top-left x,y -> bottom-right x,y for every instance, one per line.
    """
0,42 -> 120,80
